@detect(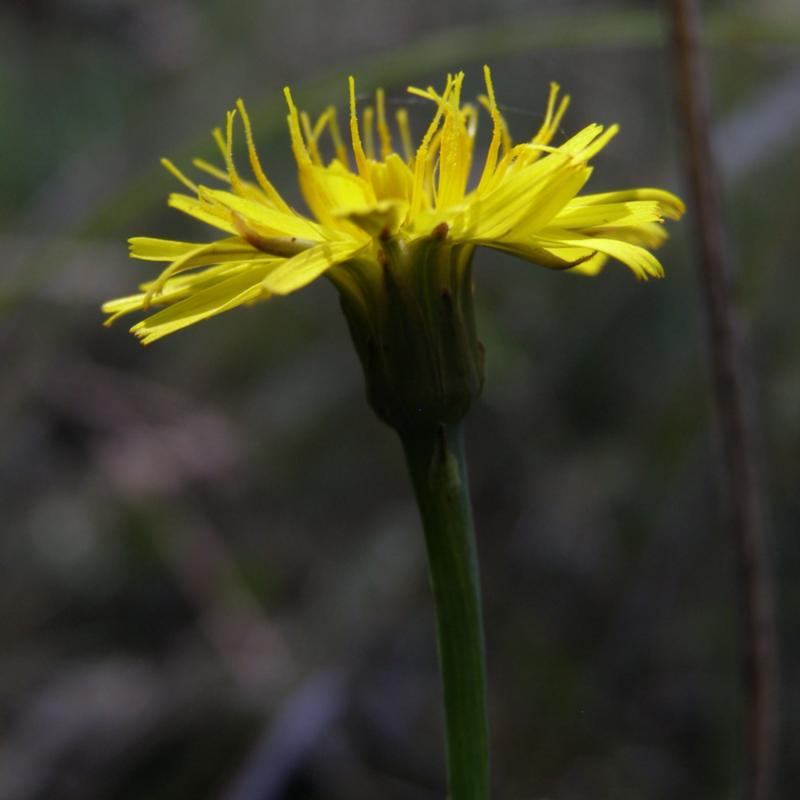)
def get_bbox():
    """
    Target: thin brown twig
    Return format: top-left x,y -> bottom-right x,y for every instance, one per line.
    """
666,2 -> 779,798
